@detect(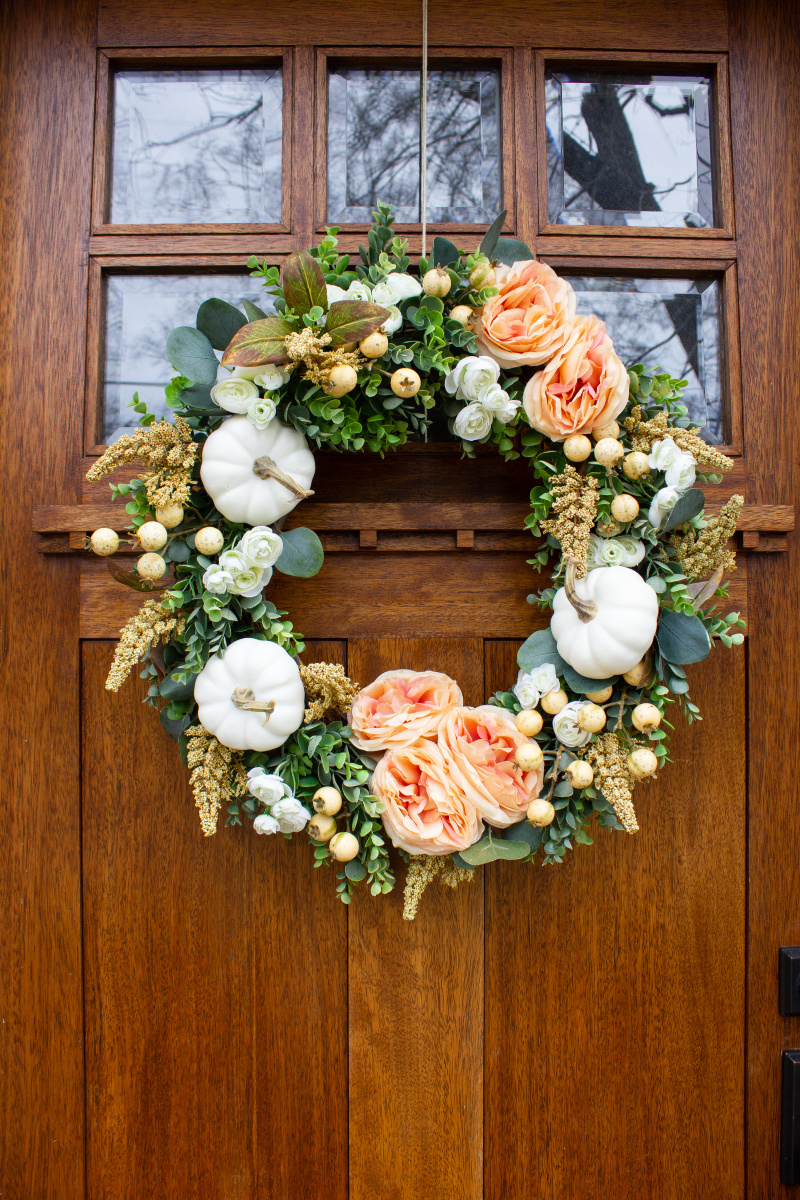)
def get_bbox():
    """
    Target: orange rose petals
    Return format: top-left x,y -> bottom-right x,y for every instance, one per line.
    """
372,739 -> 484,855
438,705 -> 545,828
475,259 -> 576,368
347,669 -> 463,754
